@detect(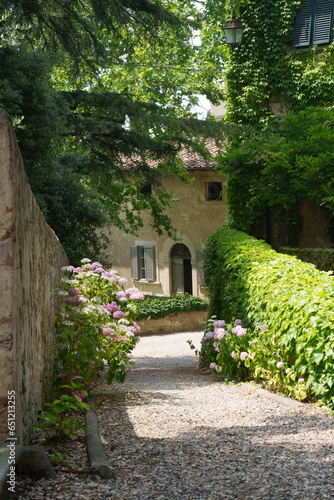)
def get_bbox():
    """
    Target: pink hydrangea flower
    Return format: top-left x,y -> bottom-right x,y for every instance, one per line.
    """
133,322 -> 141,333
231,351 -> 237,359
125,287 -> 140,297
277,361 -> 284,369
298,378 -> 304,384
63,295 -> 82,306
83,263 -> 94,270
113,310 -> 125,319
209,362 -> 217,370
116,291 -> 128,300
104,302 -> 120,314
130,292 -> 145,300
213,320 -> 226,329
91,262 -> 103,269
62,265 -> 76,272
72,391 -> 86,399
125,326 -> 139,335
118,277 -> 128,285
102,327 -> 113,337
213,341 -> 220,352
67,287 -> 81,295
232,325 -> 247,336
214,328 -> 228,339
240,352 -> 248,361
